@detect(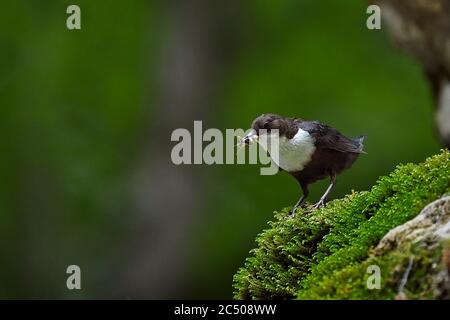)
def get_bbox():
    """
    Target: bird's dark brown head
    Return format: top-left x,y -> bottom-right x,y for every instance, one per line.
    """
251,113 -> 298,139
